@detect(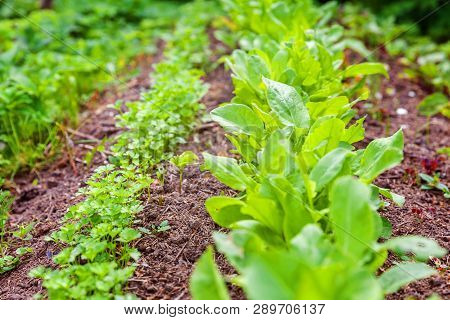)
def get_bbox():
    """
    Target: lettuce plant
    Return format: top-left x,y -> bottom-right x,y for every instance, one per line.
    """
191,177 -> 446,299
190,0 -> 446,300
